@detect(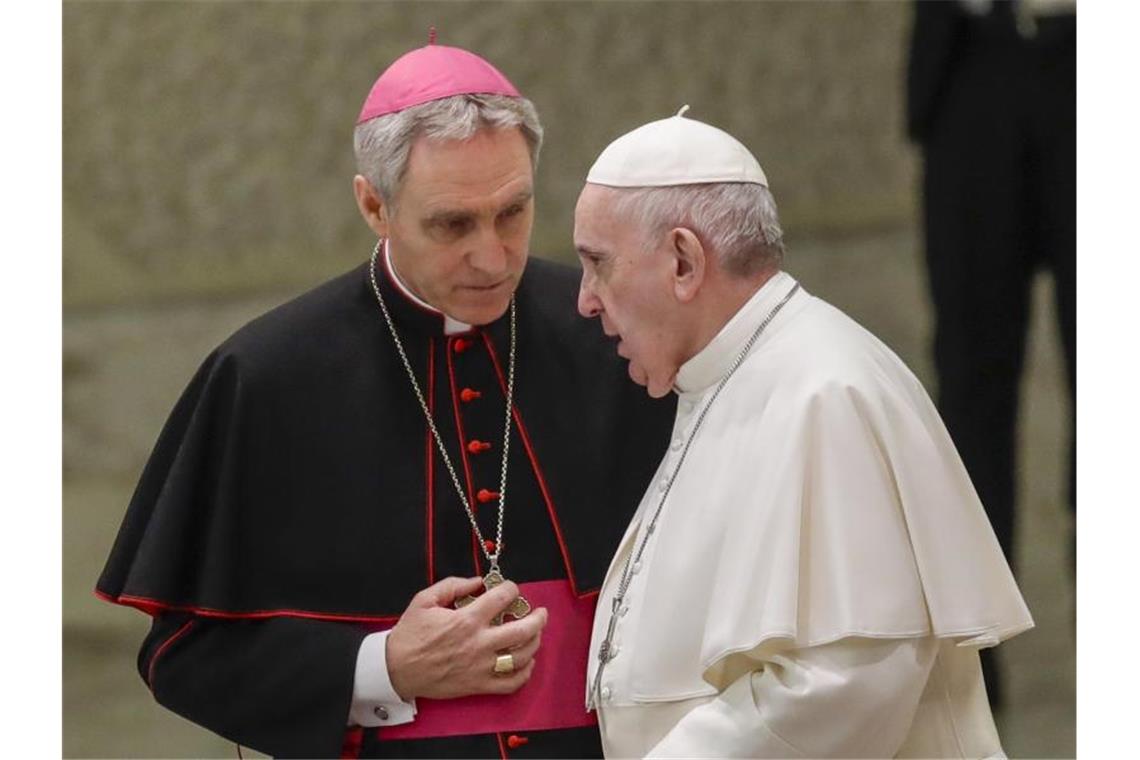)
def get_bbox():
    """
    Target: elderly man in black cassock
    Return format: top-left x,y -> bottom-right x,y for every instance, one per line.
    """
96,37 -> 673,759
